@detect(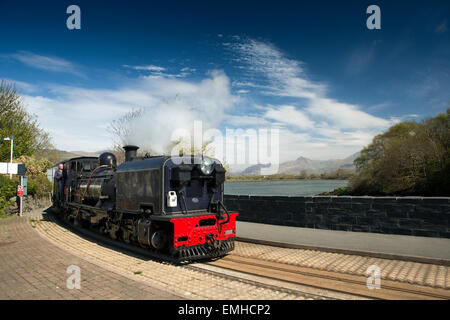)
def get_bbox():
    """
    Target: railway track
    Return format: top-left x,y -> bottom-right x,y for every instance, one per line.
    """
206,254 -> 450,300
29,209 -> 450,300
